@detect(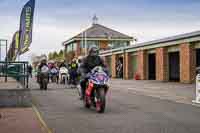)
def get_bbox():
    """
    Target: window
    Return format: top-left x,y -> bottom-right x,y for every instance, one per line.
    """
80,41 -> 85,48
72,43 -> 77,51
66,42 -> 77,52
111,41 -> 129,49
66,44 -> 72,52
87,41 -> 99,49
80,40 -> 99,49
